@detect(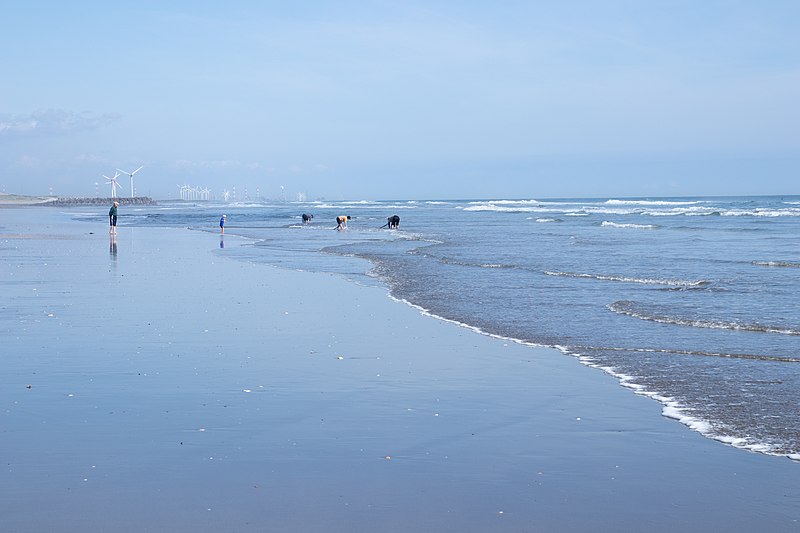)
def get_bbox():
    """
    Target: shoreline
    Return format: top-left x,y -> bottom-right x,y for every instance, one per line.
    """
390,293 -> 800,462
2,207 -> 798,532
